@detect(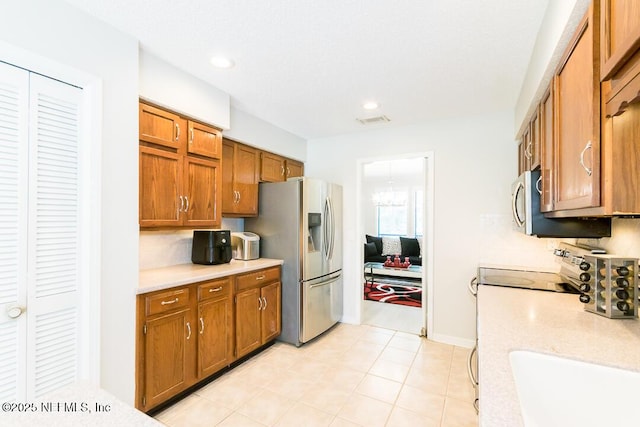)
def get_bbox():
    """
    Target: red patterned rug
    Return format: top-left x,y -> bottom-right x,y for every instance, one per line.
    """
363,281 -> 422,308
